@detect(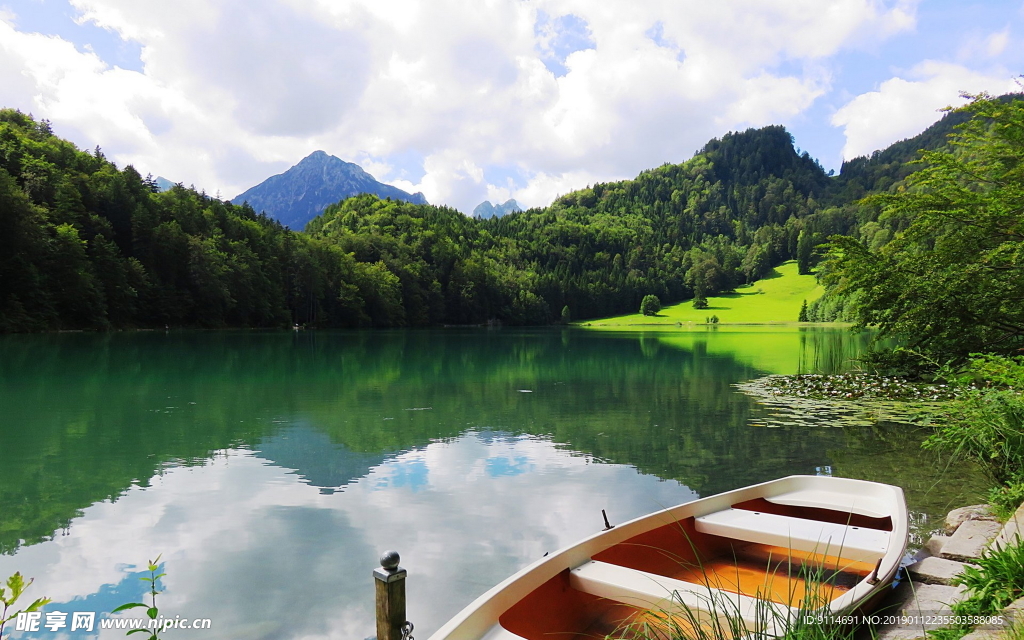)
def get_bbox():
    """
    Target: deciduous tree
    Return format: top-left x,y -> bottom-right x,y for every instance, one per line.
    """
822,93 -> 1024,359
